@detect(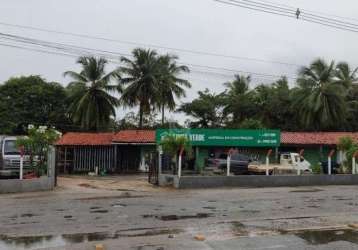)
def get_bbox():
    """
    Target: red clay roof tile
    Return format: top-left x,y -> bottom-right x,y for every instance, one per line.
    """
281,132 -> 358,145
56,132 -> 115,146
56,131 -> 358,146
112,130 -> 155,143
